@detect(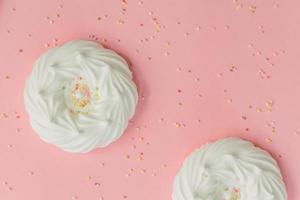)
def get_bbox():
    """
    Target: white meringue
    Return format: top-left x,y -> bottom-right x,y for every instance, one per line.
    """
24,40 -> 138,153
173,138 -> 287,200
